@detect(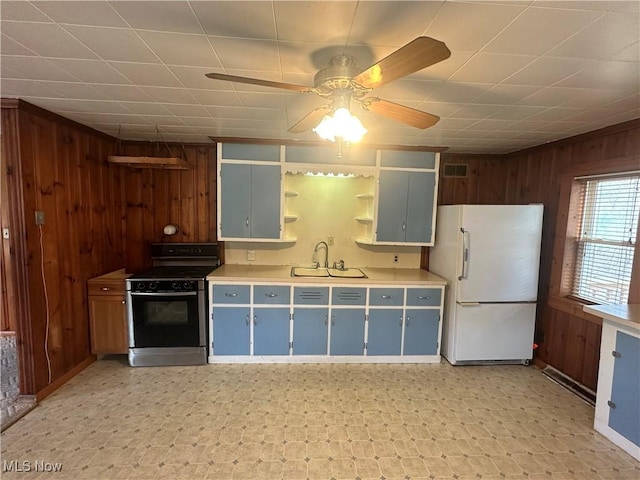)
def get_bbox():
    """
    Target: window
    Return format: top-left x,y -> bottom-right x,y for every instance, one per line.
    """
571,174 -> 639,304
